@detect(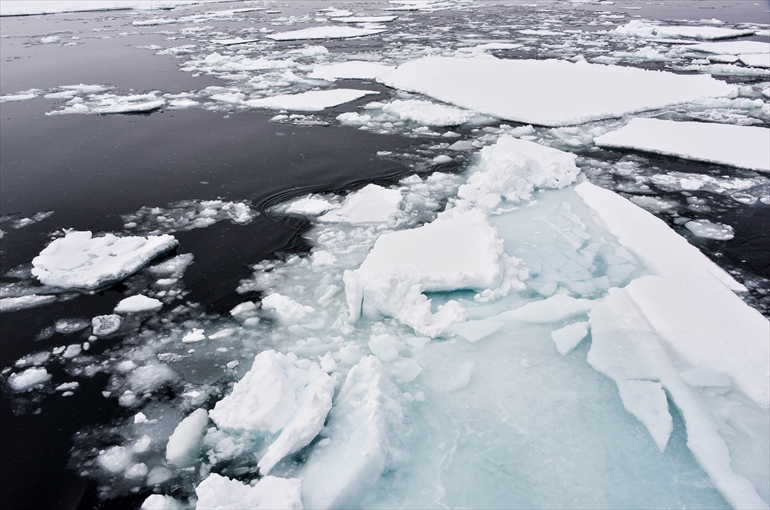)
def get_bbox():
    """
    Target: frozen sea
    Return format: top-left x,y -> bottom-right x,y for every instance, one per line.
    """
1,1 -> 769,509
